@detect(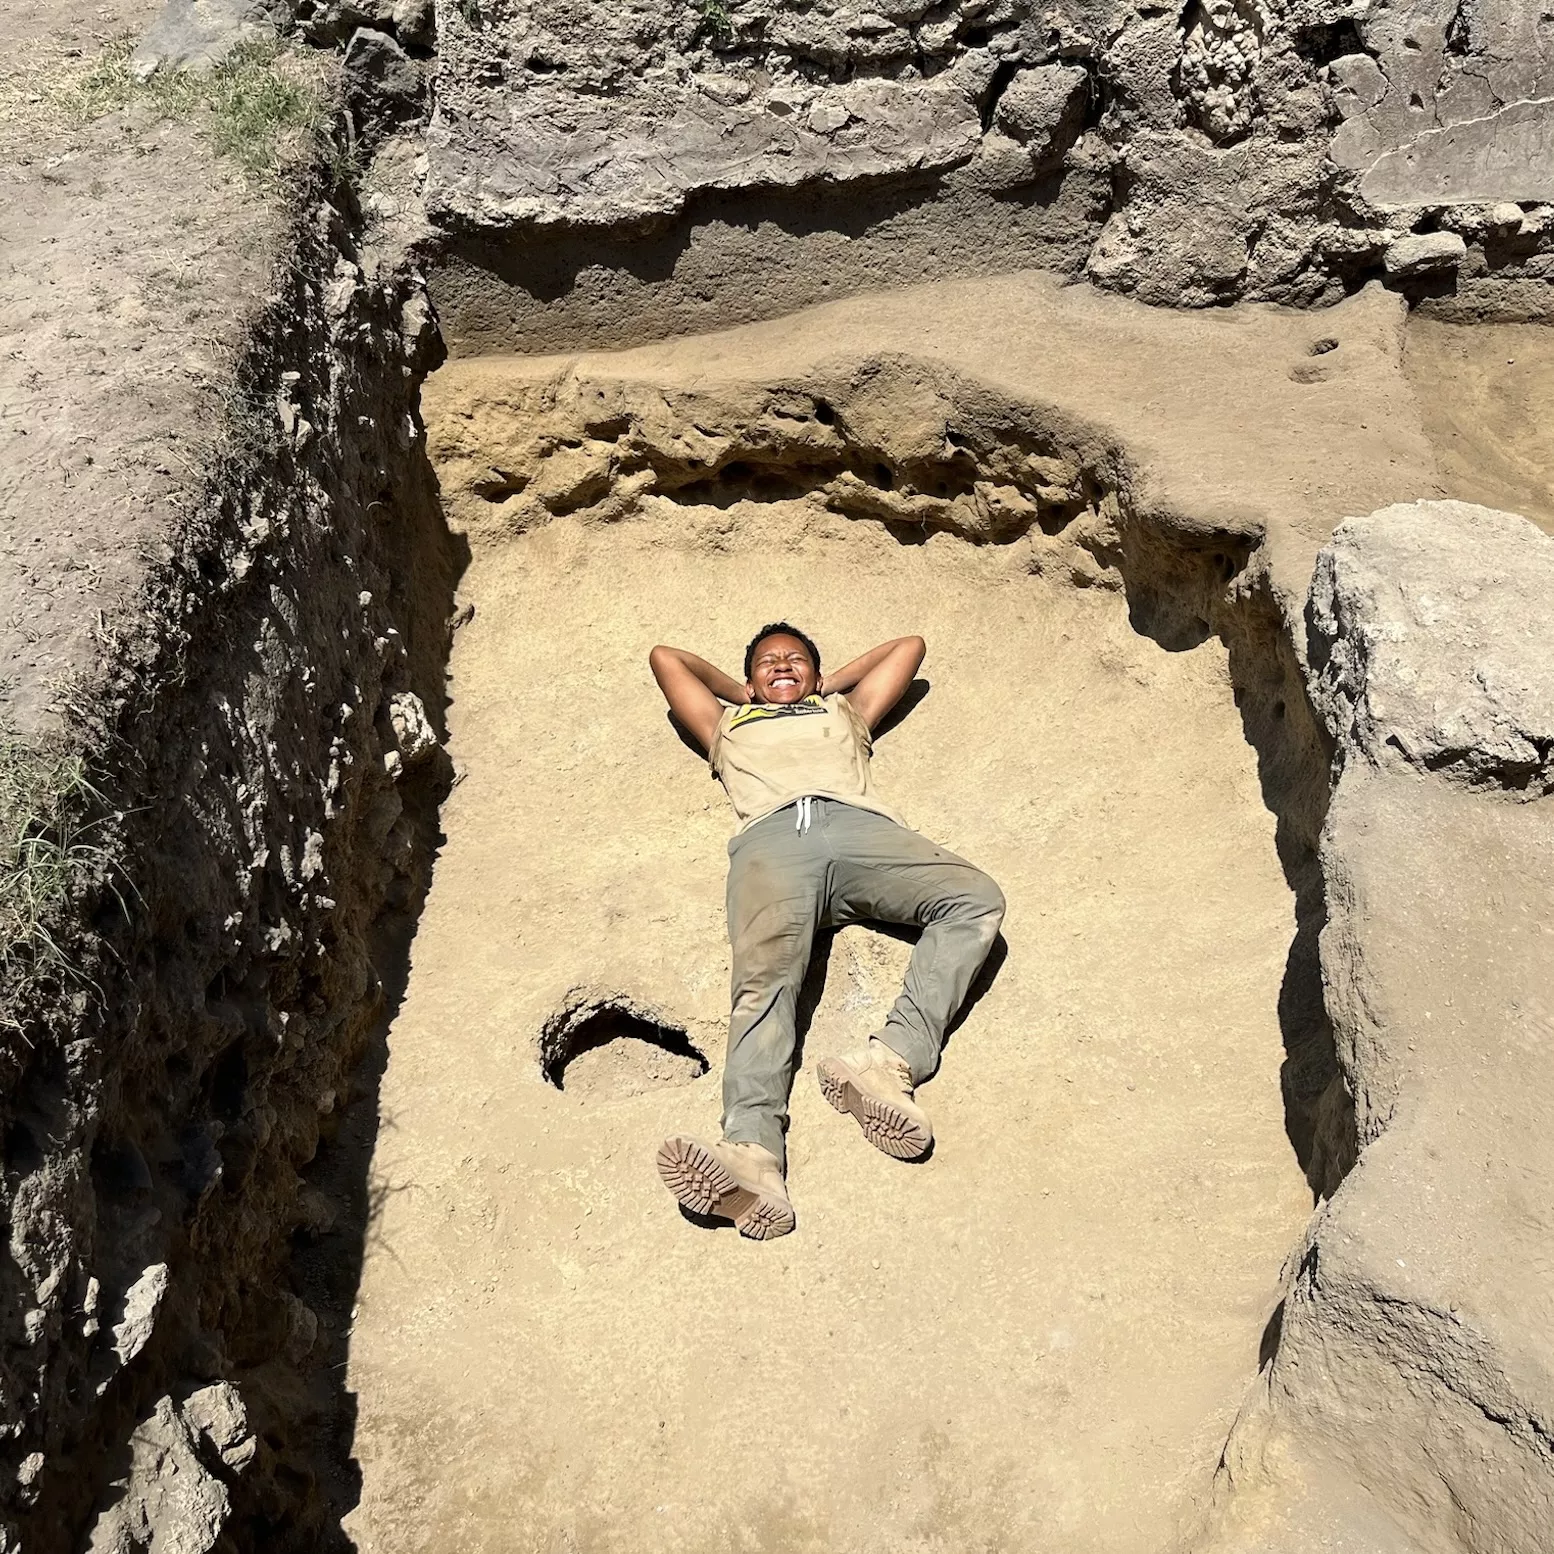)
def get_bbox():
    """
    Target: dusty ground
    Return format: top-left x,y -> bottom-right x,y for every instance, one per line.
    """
343,498 -> 1313,1553
1405,319 -> 1554,535
3,1 -> 1547,1525
0,0 -> 280,730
